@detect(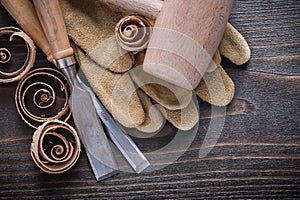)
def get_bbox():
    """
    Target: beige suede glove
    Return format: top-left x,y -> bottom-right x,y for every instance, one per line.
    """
60,0 -> 164,133
60,0 -> 250,132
